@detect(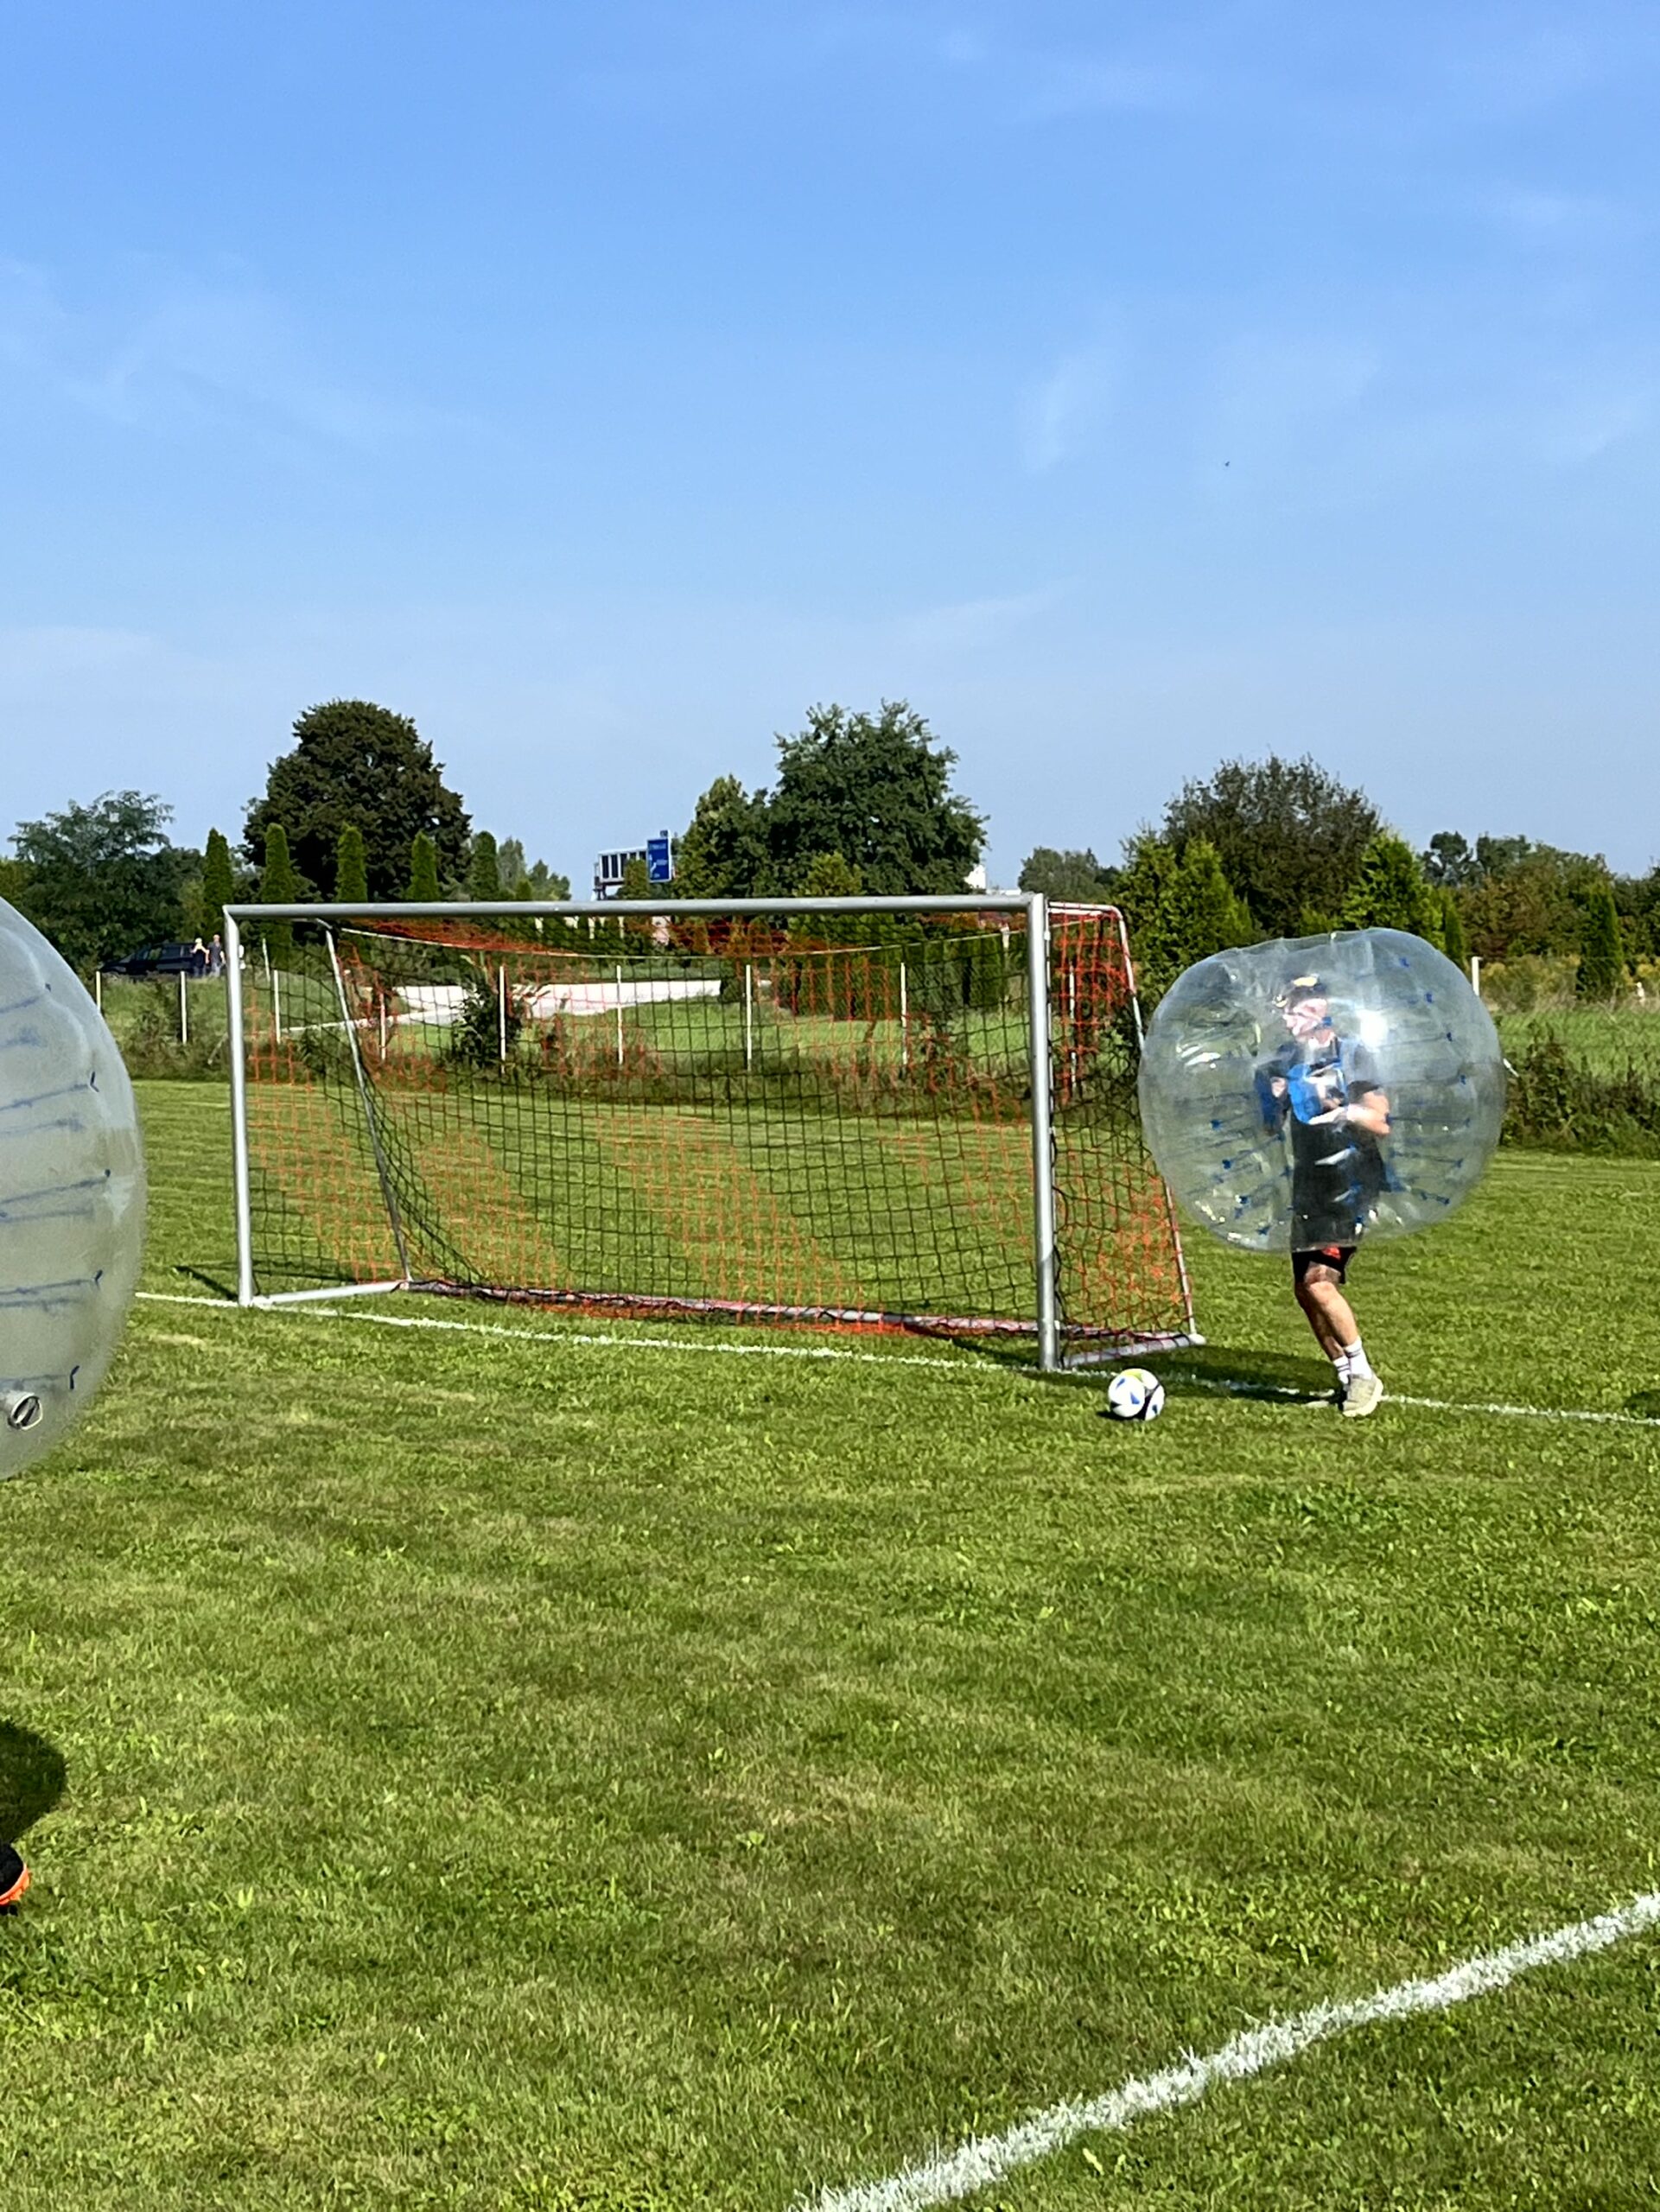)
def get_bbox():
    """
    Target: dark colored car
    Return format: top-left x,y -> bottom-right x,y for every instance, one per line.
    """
101,943 -> 204,980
